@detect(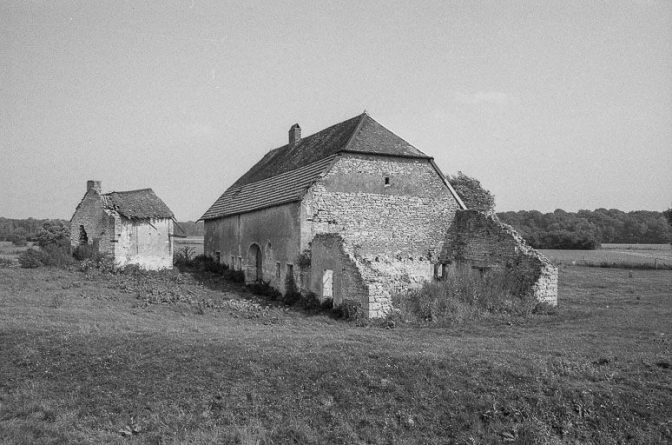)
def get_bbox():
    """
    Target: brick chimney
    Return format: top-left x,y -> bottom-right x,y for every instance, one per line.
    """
289,123 -> 301,147
87,180 -> 101,193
